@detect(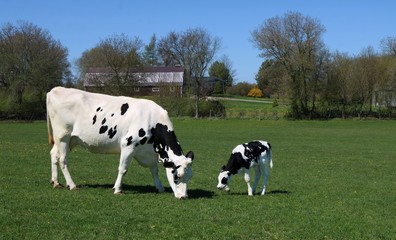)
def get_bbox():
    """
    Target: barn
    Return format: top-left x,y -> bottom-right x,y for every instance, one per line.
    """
84,66 -> 184,97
